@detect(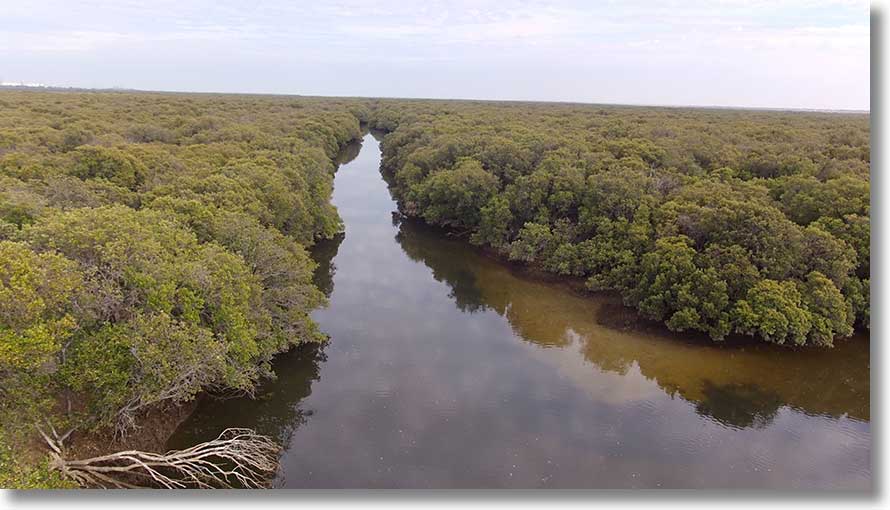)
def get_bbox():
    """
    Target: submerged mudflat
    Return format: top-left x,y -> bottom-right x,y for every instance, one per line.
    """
169,134 -> 869,489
